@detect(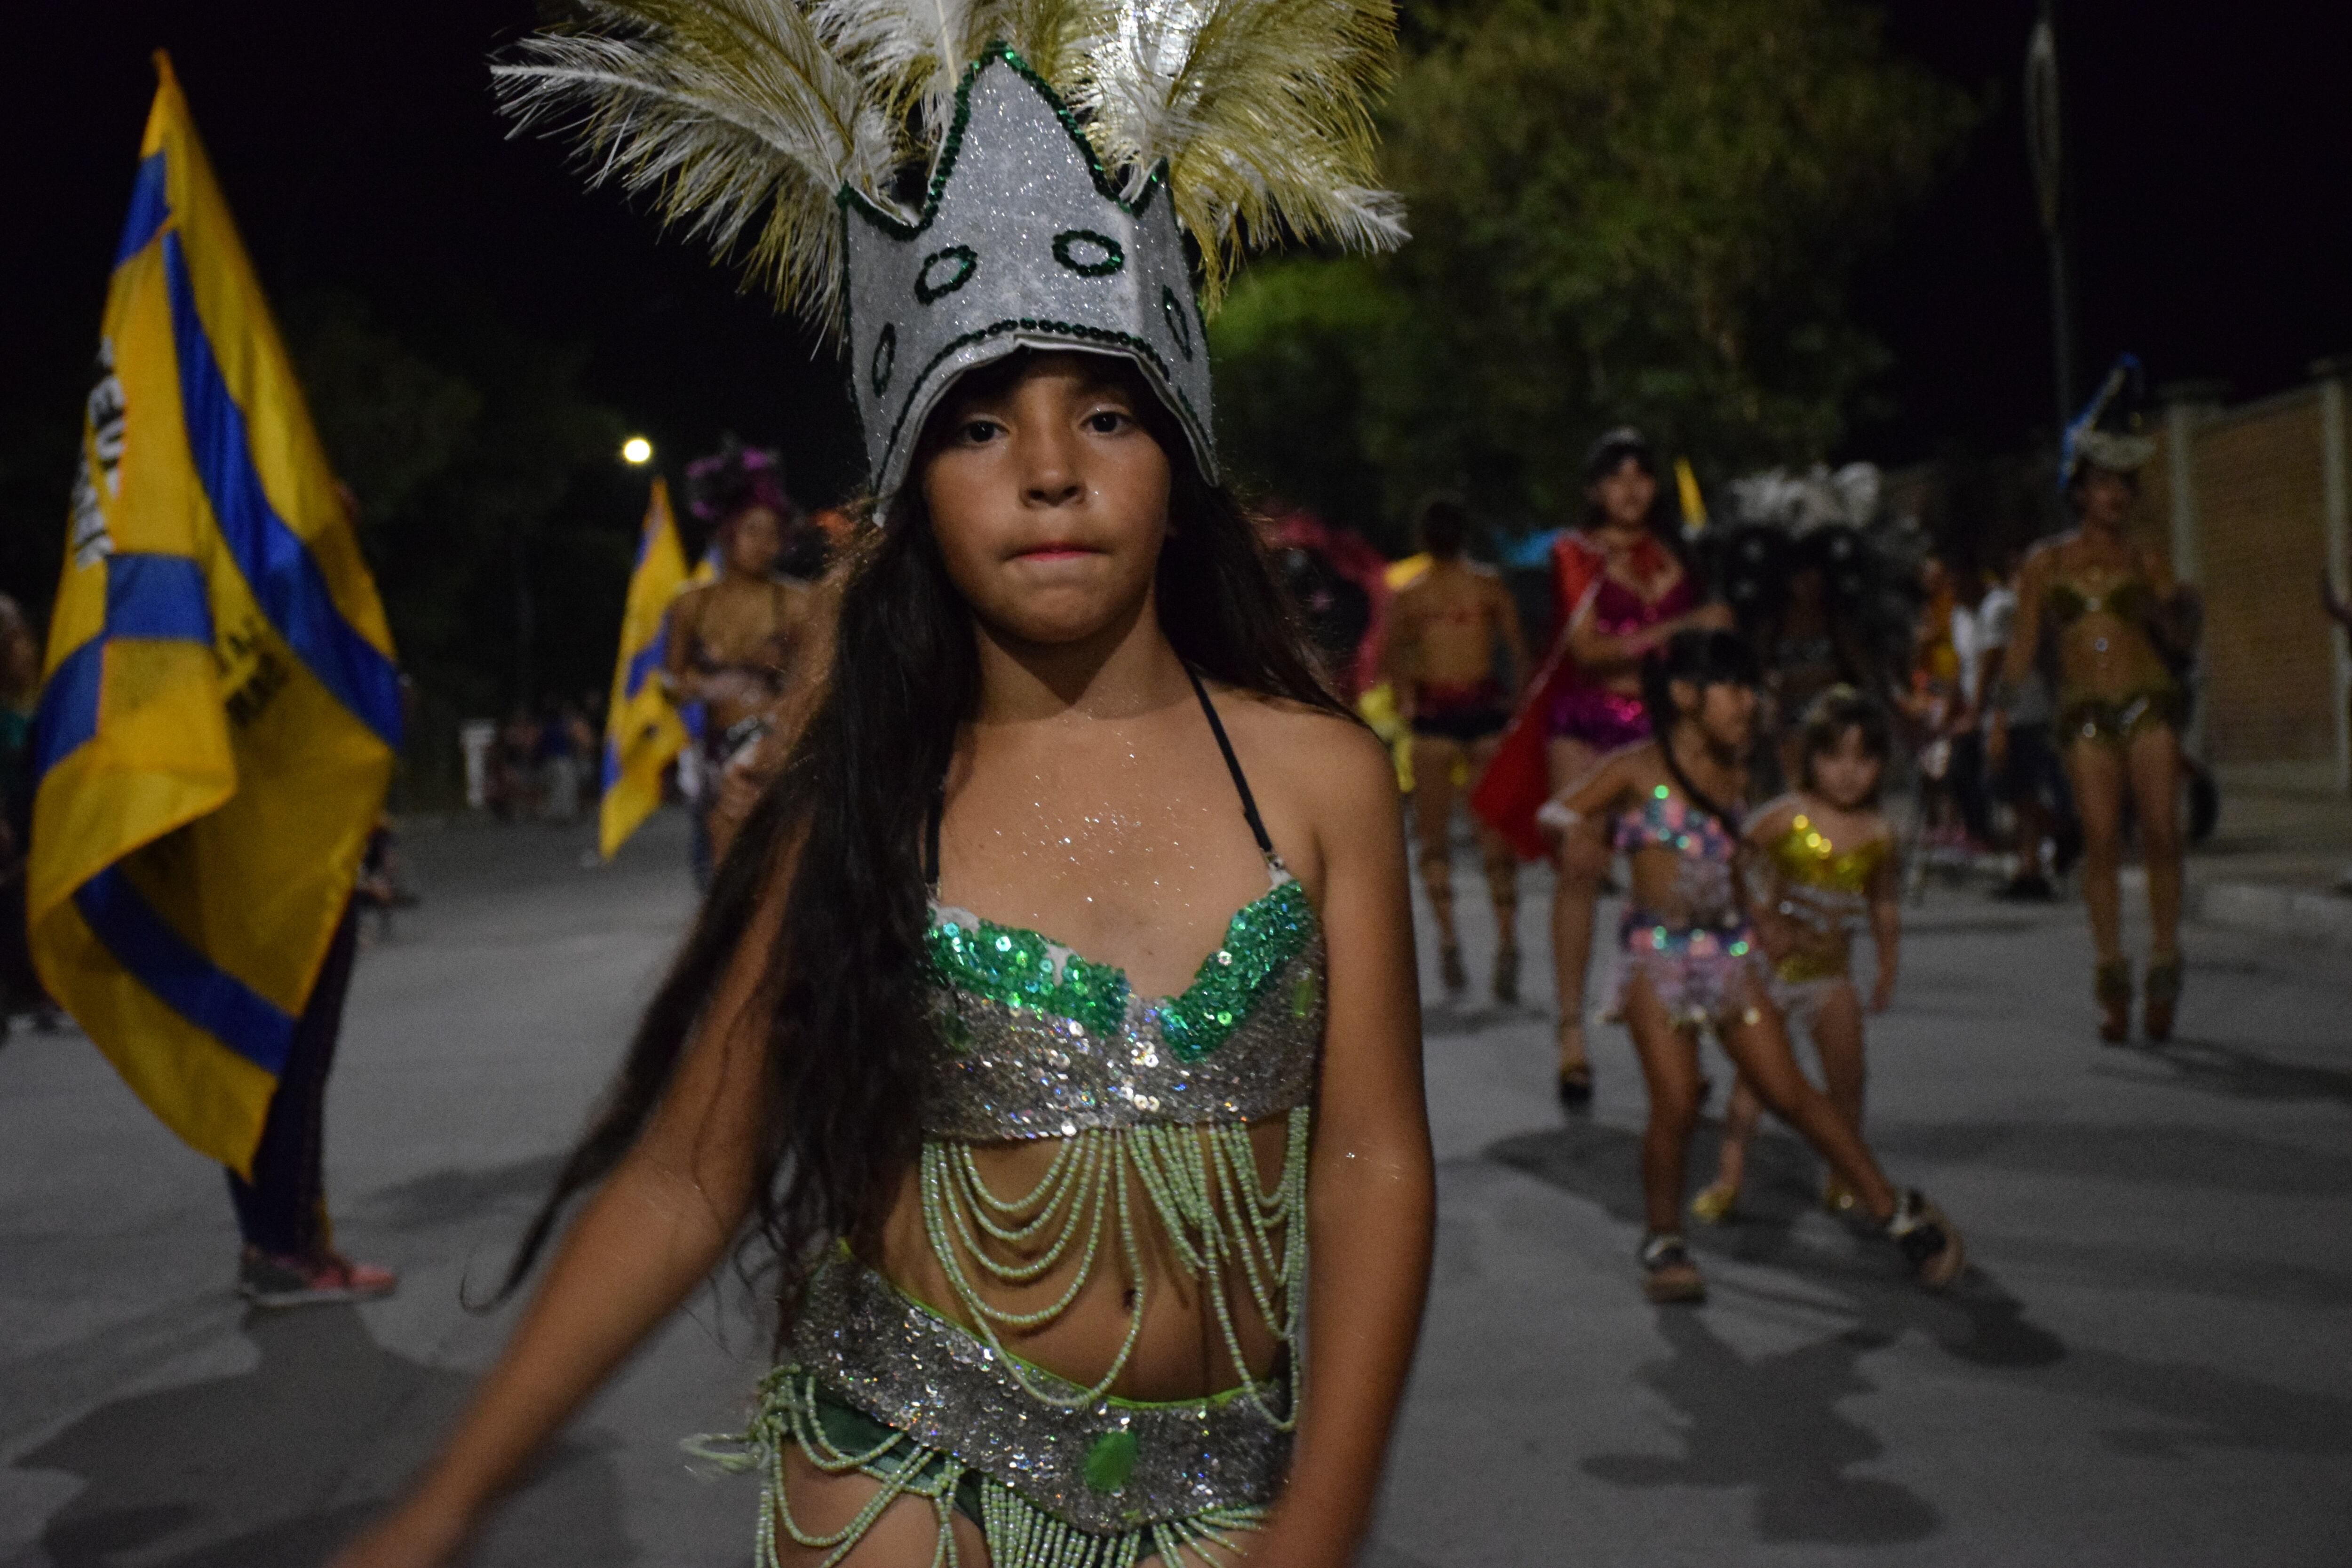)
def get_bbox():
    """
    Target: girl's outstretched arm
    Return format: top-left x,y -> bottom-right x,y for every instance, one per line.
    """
1248,721 -> 1434,1568
332,877 -> 786,1568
